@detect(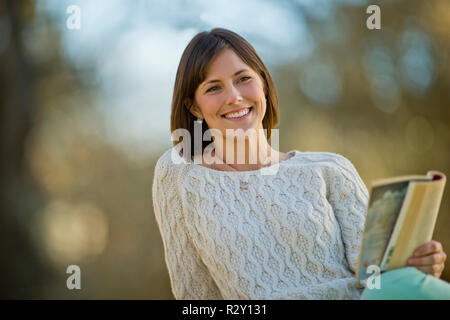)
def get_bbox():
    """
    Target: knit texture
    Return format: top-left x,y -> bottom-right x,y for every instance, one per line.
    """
152,147 -> 369,300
